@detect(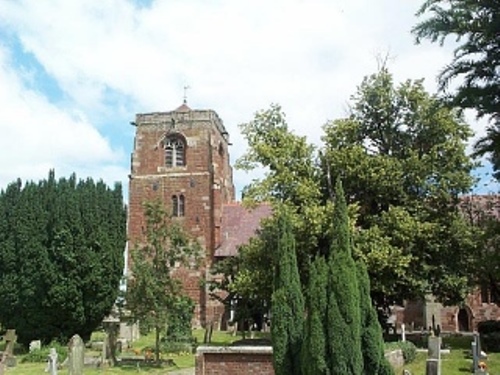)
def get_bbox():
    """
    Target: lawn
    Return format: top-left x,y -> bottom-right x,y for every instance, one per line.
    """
2,329 -> 256,374
401,335 -> 500,375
